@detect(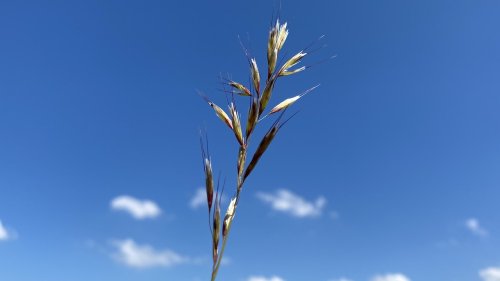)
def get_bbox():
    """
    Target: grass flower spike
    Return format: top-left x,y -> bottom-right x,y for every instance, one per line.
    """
200,17 -> 321,281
